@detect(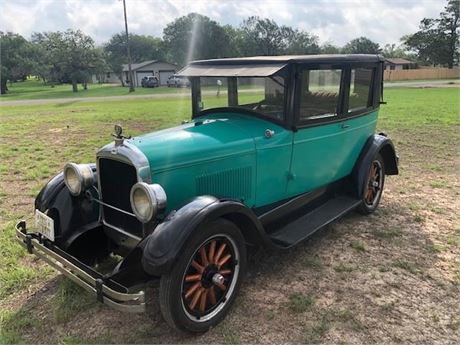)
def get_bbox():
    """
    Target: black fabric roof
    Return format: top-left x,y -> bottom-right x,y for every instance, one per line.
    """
177,54 -> 384,77
189,54 -> 384,66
